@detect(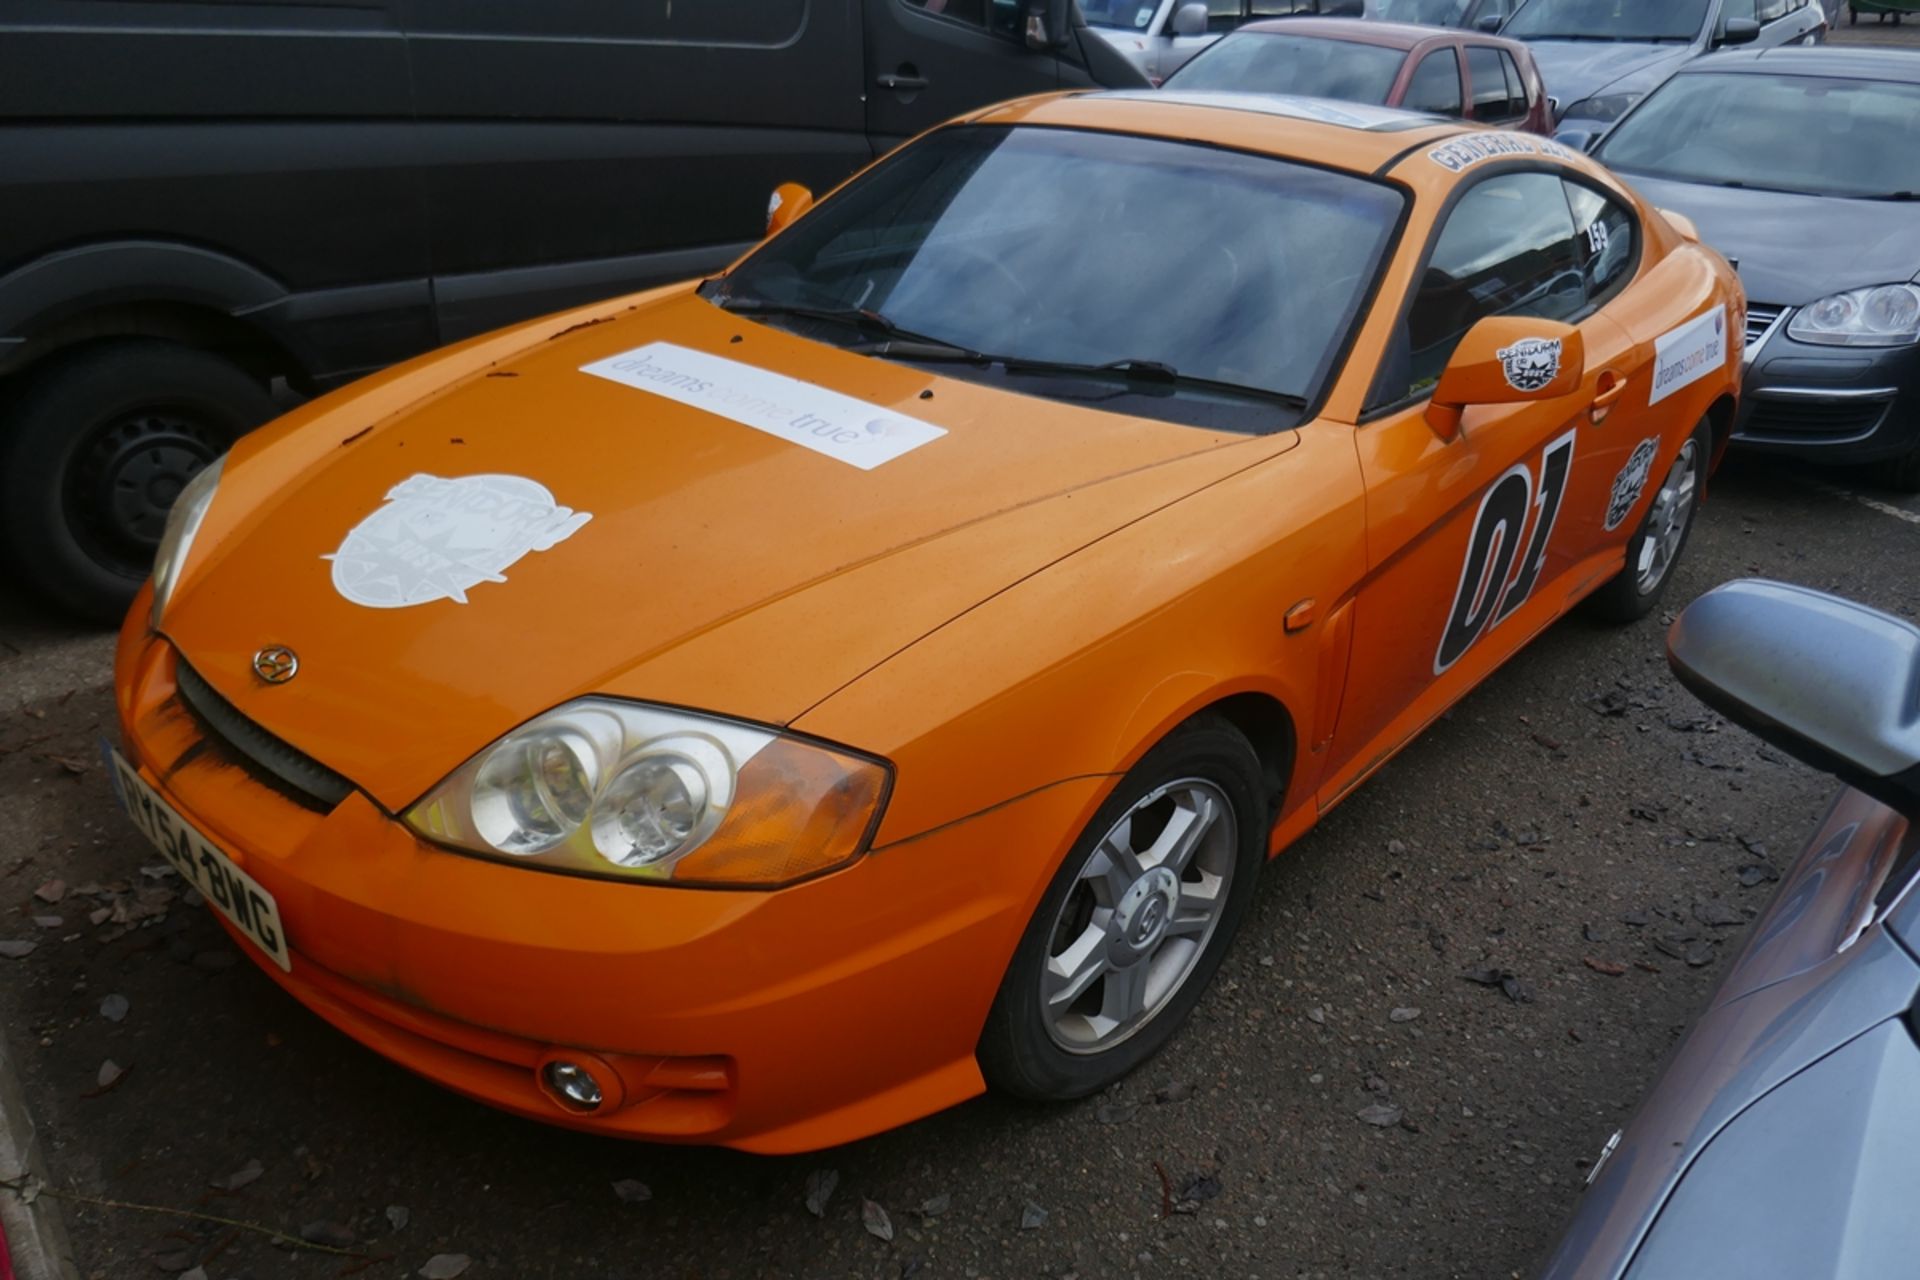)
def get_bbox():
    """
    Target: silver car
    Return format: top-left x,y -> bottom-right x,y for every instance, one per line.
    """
1539,579 -> 1920,1279
1081,0 -> 1337,84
